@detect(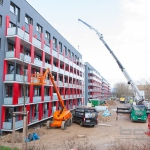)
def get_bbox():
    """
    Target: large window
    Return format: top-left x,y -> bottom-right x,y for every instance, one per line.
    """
44,88 -> 49,96
59,42 -> 62,53
0,15 -> 2,27
53,37 -> 57,48
25,14 -> 33,25
45,31 -> 50,40
34,87 -> 40,96
0,38 -> 1,50
10,2 -> 20,22
9,22 -> 16,27
68,49 -> 71,57
64,46 -> 67,56
8,42 -> 14,51
36,23 -> 42,33
0,0 -> 3,5
6,86 -> 13,97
